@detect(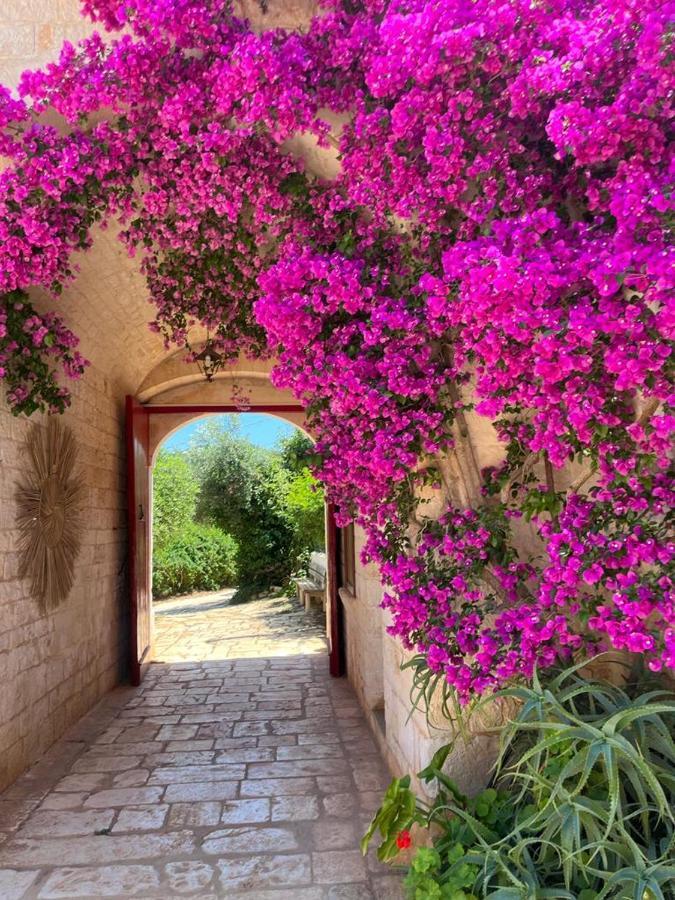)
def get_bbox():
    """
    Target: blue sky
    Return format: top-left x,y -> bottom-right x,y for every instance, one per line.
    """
162,413 -> 297,452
